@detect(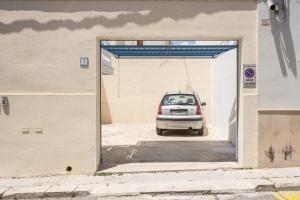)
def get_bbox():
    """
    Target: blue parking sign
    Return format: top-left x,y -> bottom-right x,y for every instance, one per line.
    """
243,64 -> 256,88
